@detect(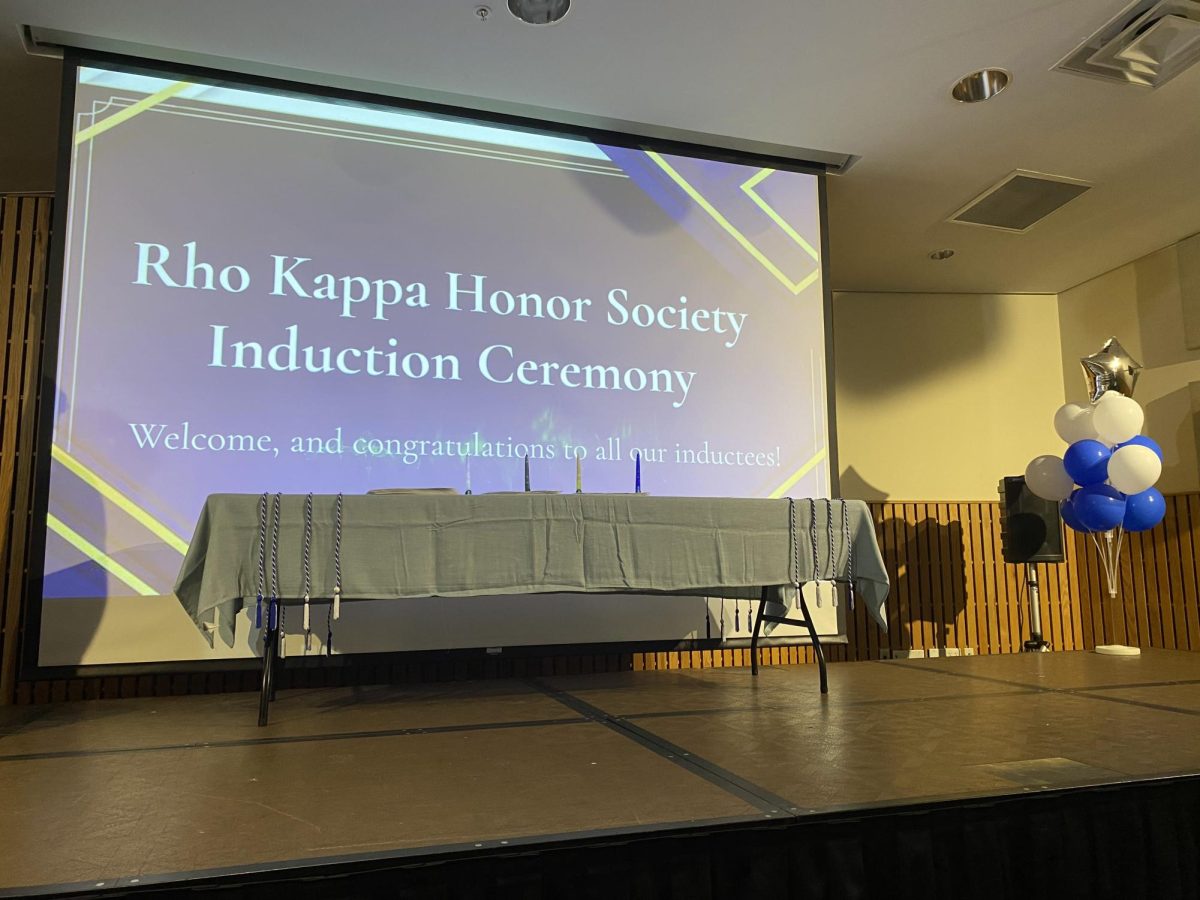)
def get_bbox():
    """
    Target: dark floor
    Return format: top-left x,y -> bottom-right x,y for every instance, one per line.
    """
2,650 -> 1200,893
